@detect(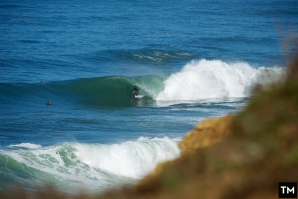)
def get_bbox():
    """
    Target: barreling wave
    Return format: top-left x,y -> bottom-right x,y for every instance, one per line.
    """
51,76 -> 164,107
0,59 -> 284,107
0,137 -> 180,193
0,75 -> 167,107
